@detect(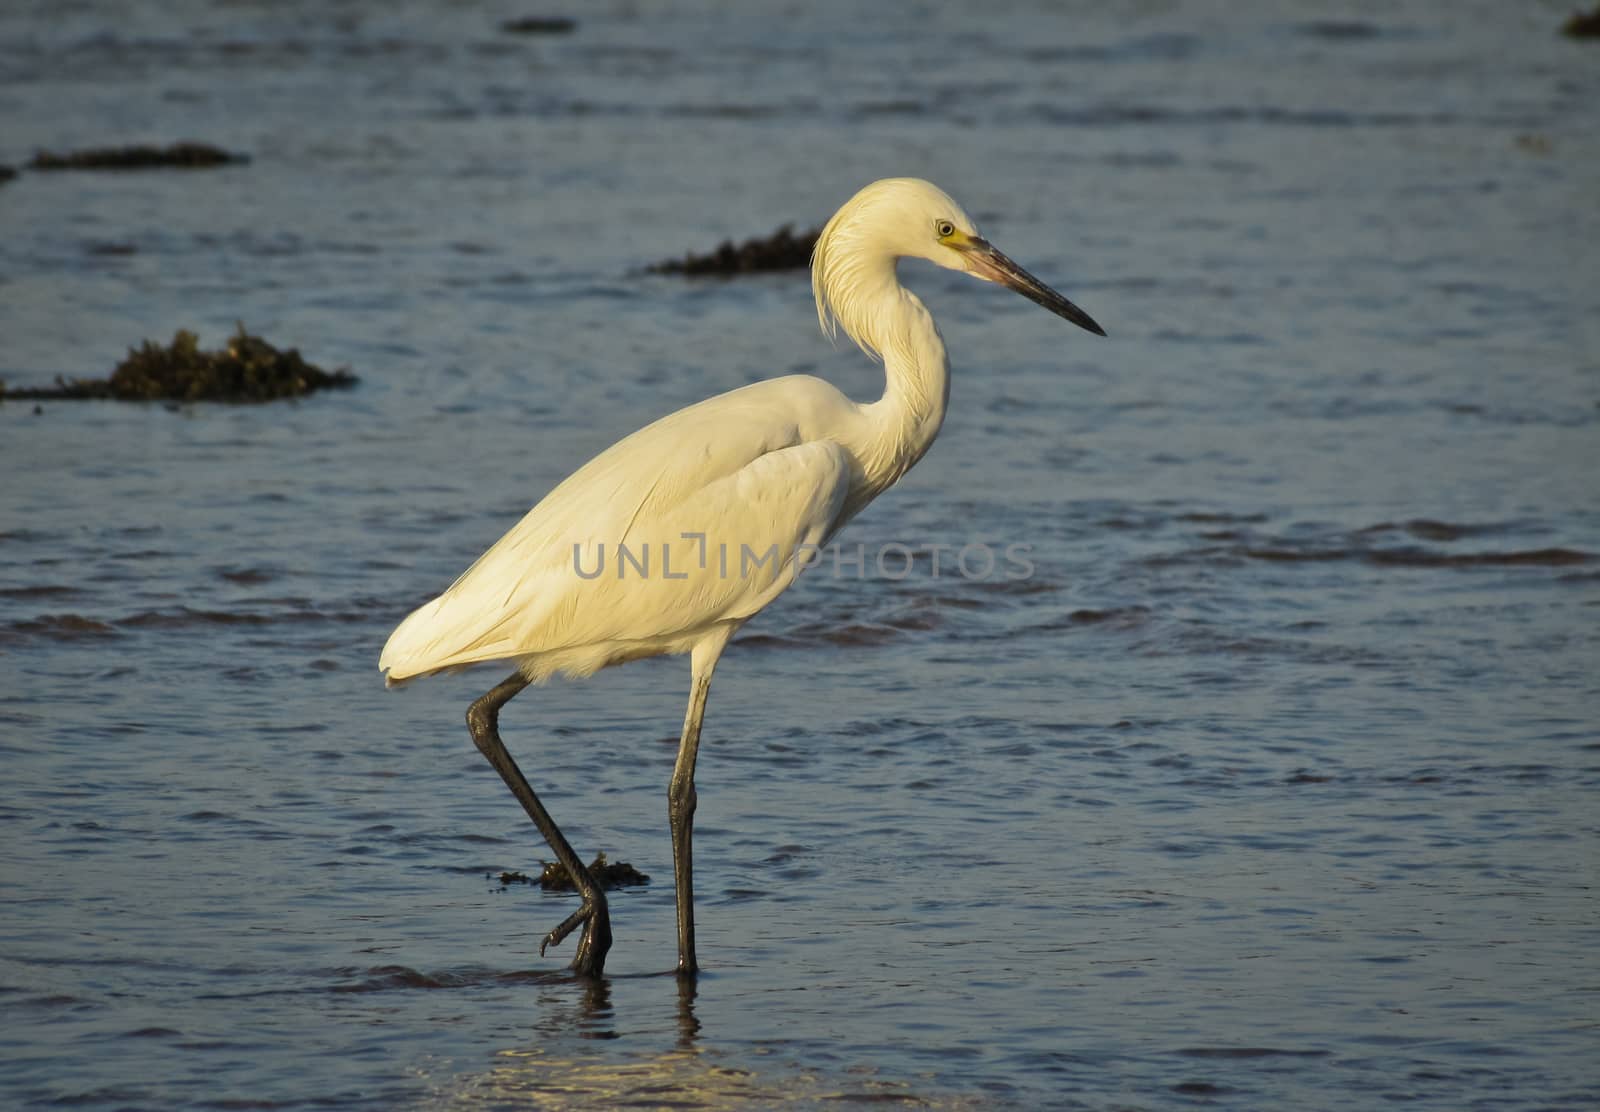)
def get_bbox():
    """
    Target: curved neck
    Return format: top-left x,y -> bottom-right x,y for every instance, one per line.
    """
854,272 -> 951,496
